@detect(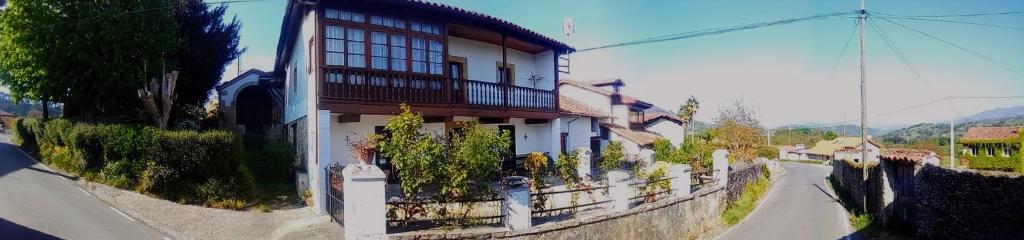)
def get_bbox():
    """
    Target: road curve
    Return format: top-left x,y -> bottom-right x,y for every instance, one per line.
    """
0,134 -> 168,240
717,162 -> 851,240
